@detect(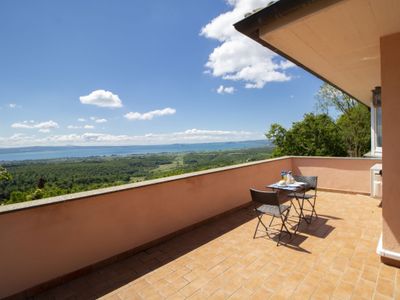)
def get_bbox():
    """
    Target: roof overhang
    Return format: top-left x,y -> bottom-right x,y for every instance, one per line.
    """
234,0 -> 400,107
